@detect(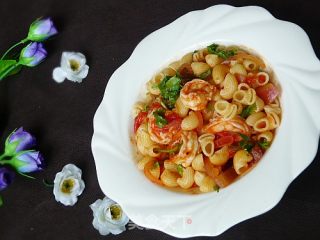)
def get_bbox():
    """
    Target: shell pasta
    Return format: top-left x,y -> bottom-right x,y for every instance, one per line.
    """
132,43 -> 281,193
